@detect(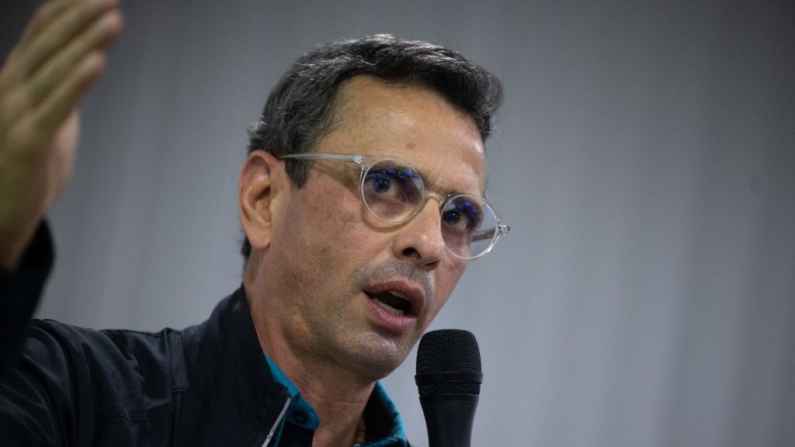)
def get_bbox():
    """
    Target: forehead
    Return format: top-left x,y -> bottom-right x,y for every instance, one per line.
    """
321,76 -> 487,194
